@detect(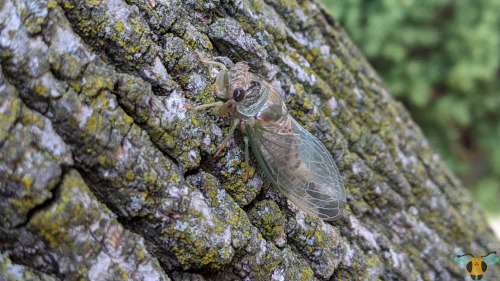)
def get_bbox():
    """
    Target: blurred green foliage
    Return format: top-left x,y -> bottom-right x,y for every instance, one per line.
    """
322,0 -> 500,215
